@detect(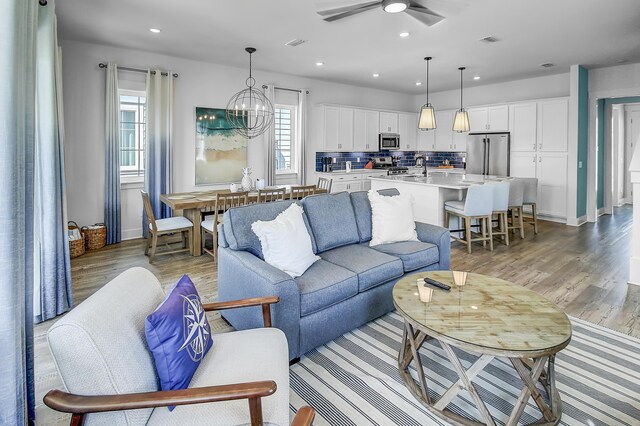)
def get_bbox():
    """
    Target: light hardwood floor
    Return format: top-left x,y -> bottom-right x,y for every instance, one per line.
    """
34,206 -> 640,424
